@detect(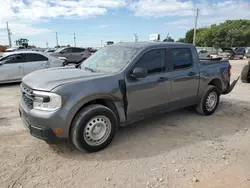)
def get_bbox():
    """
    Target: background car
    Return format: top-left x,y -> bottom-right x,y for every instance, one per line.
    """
44,48 -> 56,53
197,49 -> 210,59
245,48 -> 250,58
218,47 -> 245,59
5,46 -> 27,52
48,47 -> 92,63
0,51 -> 65,83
